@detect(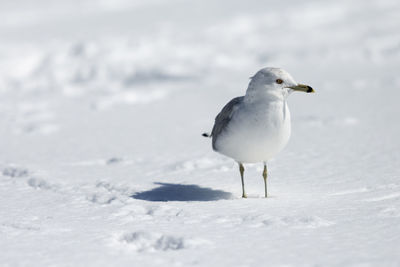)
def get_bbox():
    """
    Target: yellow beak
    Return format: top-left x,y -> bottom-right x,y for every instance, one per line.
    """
288,83 -> 315,93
